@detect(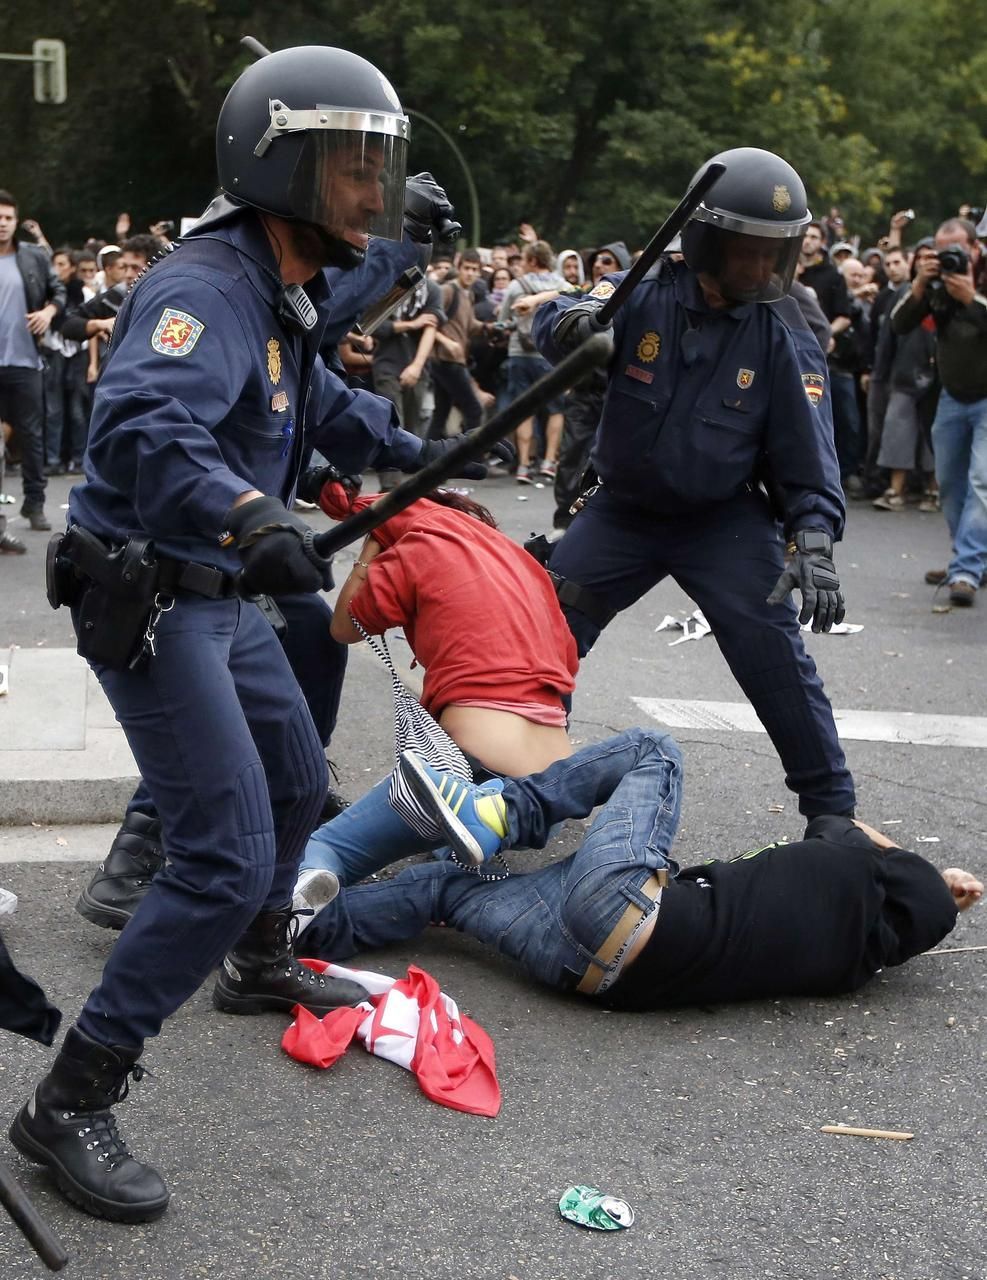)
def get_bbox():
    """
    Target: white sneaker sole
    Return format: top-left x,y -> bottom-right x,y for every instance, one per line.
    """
291,869 -> 340,935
